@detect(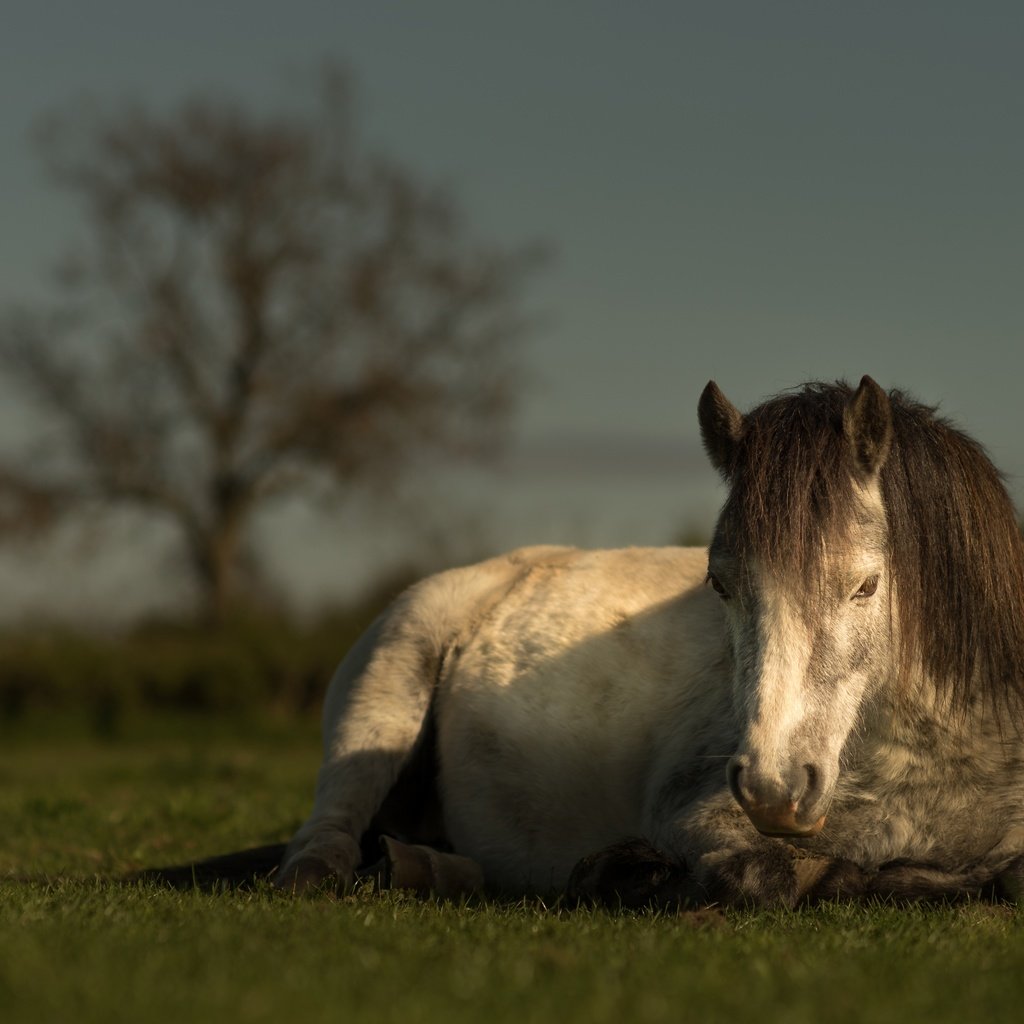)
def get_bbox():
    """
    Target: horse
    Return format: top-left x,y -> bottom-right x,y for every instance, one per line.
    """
154,376 -> 1024,907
